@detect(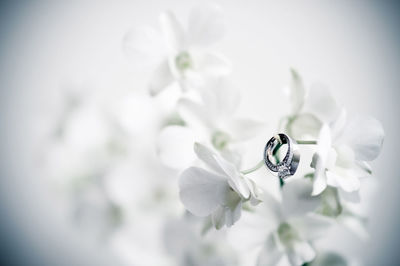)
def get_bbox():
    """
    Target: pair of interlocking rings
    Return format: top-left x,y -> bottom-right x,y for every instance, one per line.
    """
263,133 -> 300,179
